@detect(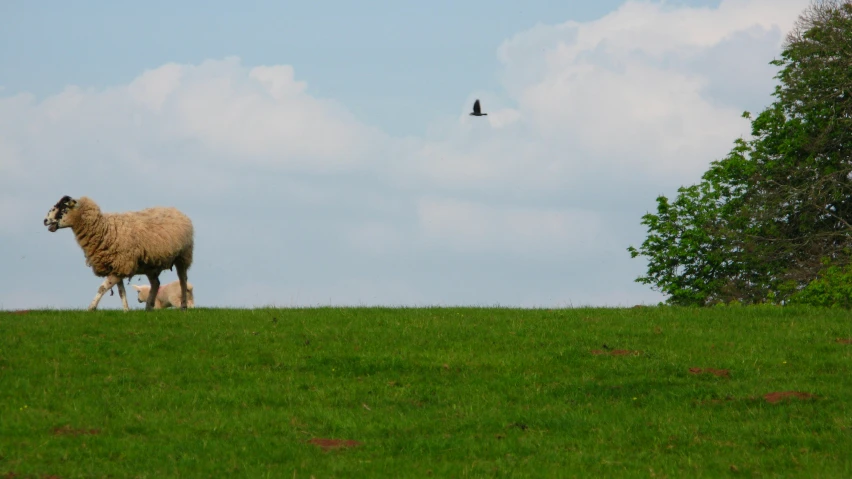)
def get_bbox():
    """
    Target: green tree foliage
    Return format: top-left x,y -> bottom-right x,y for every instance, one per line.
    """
627,138 -> 776,306
629,0 -> 852,306
789,262 -> 852,307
